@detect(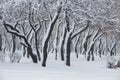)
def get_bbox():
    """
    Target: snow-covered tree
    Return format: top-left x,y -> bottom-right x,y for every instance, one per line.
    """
0,0 -> 120,67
